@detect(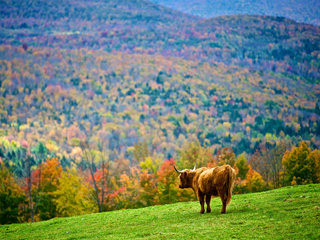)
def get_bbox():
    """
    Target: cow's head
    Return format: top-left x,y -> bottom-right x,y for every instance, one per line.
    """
174,165 -> 196,189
